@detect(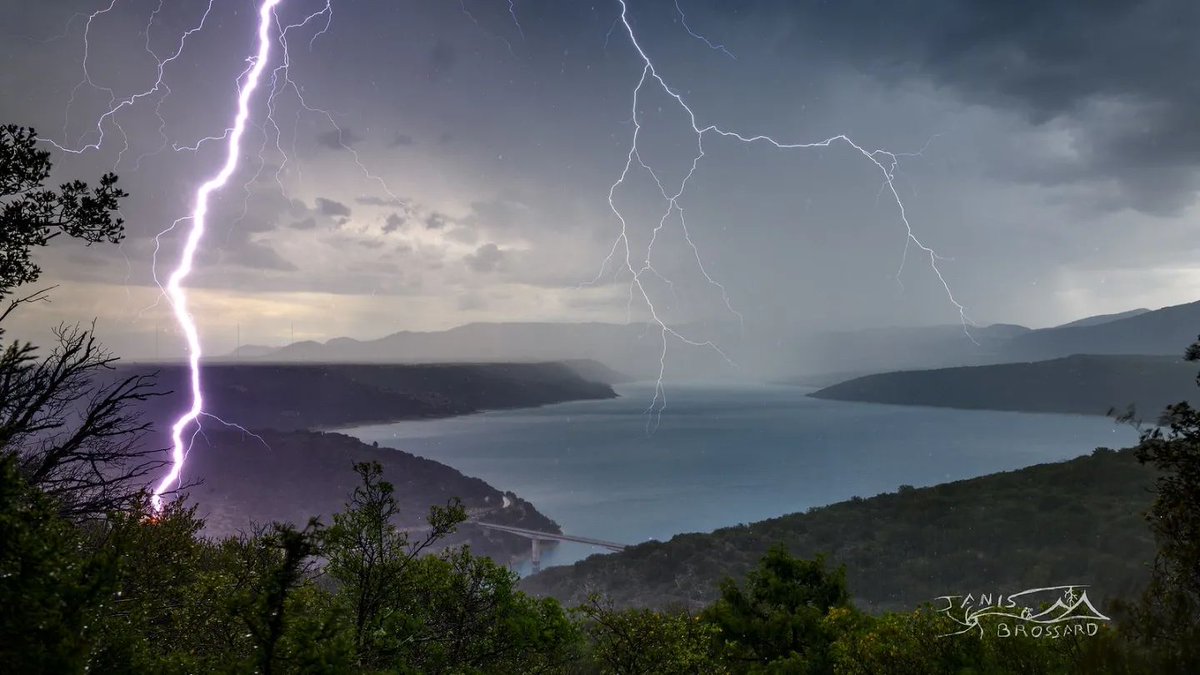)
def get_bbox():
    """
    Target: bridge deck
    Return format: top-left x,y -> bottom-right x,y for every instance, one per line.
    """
475,522 -> 626,551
